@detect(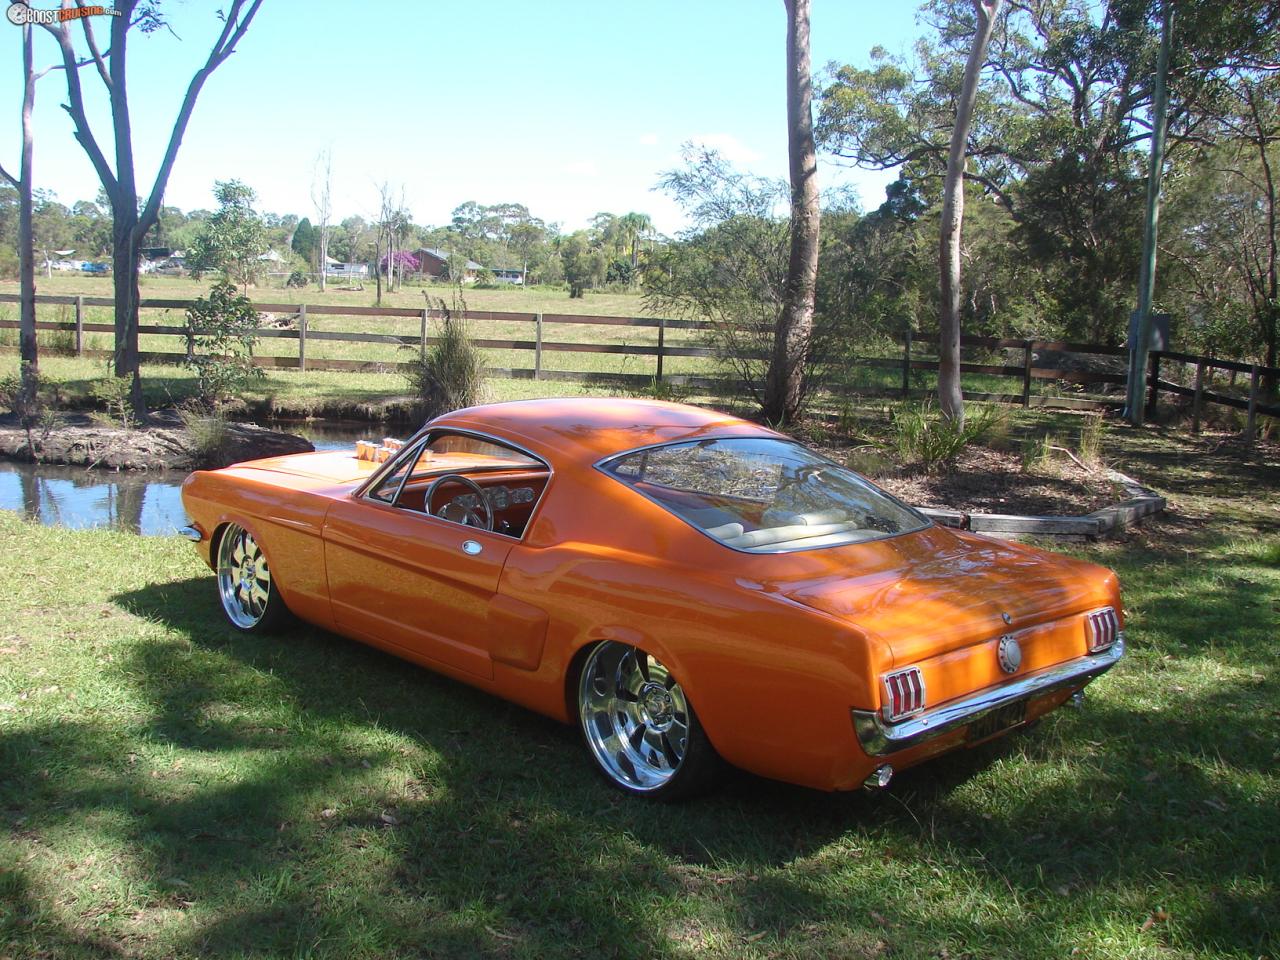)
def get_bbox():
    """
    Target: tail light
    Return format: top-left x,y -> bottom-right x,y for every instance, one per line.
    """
1085,607 -> 1119,652
881,667 -> 926,723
